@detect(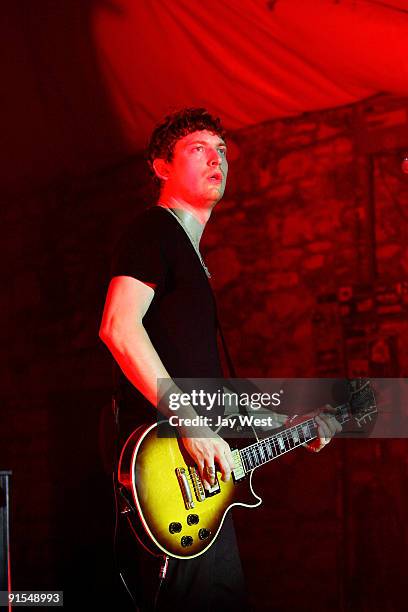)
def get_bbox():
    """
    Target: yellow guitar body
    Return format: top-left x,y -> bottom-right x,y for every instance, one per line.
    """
118,421 -> 261,559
